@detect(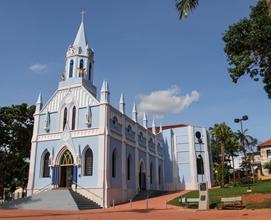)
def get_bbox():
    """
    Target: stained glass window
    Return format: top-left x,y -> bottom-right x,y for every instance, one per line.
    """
84,148 -> 93,176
